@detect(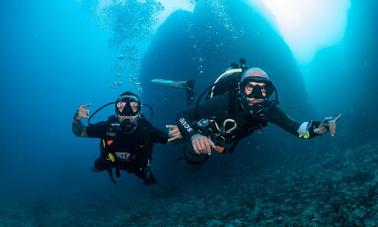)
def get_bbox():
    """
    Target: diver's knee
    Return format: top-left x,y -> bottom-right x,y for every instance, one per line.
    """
94,158 -> 109,171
